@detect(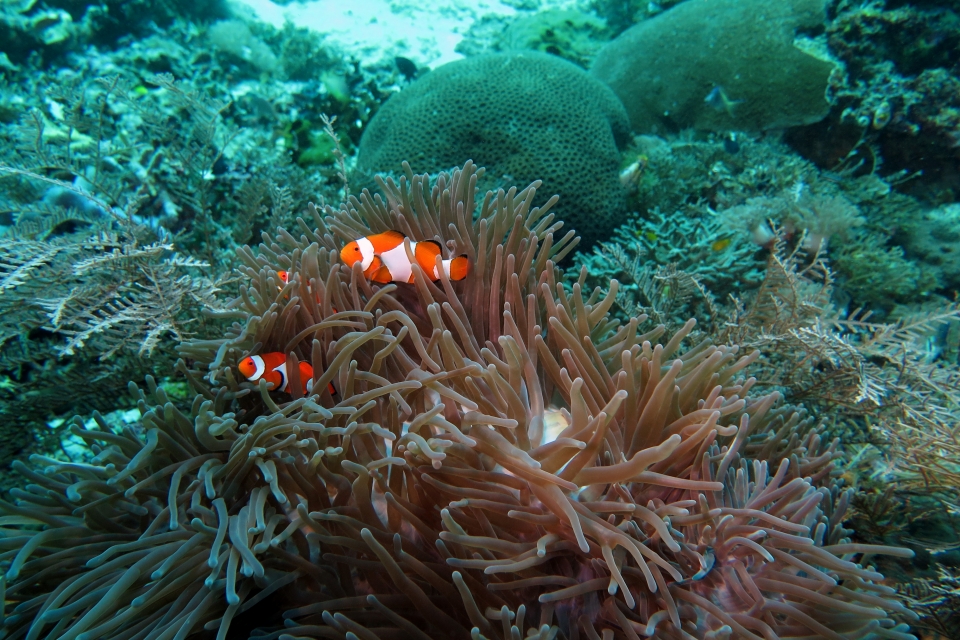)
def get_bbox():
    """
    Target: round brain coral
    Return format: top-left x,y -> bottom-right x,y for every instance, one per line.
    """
356,51 -> 631,251
1,163 -> 917,639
